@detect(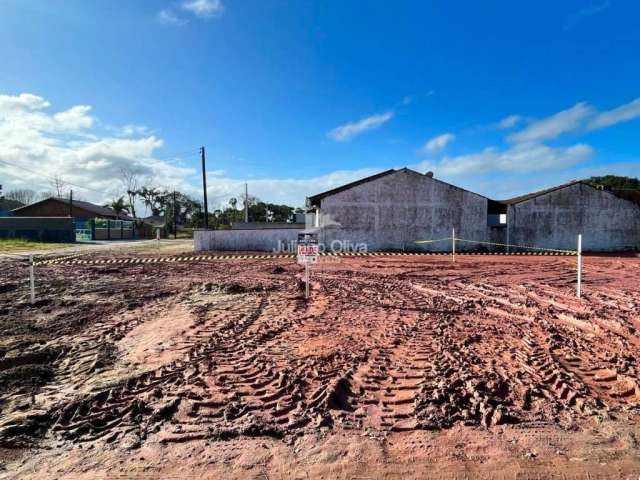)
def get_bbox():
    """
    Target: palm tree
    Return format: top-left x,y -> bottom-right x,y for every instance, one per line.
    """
137,186 -> 159,216
105,196 -> 130,218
